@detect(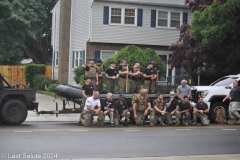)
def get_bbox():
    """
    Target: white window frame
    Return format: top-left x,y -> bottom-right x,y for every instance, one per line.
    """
74,50 -> 83,68
156,10 -> 182,29
109,6 -> 137,26
100,50 -> 118,61
54,51 -> 58,67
